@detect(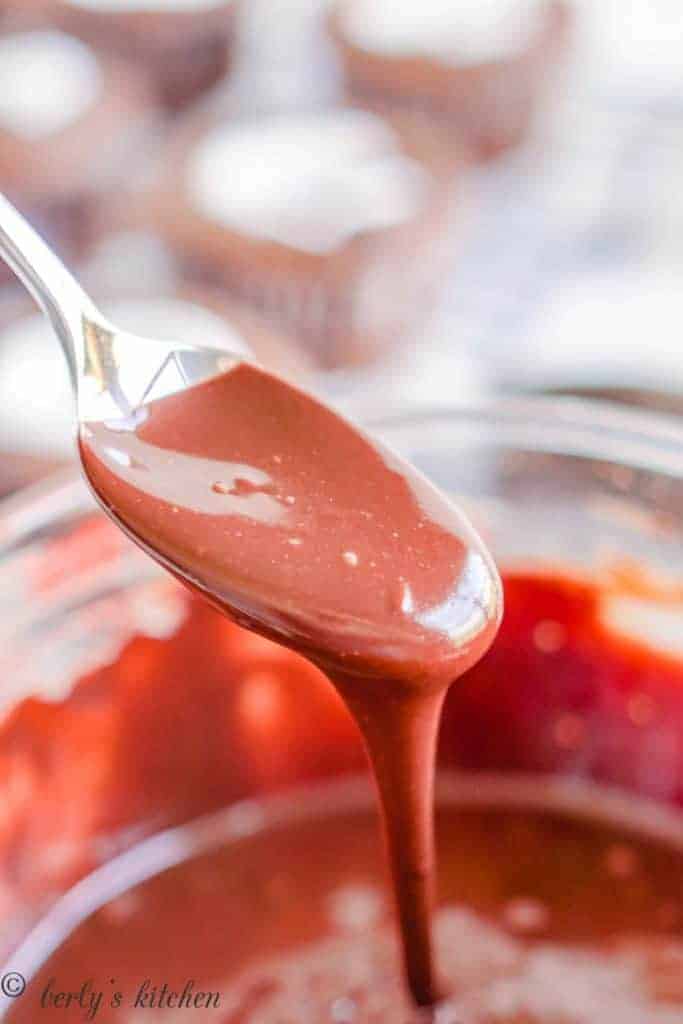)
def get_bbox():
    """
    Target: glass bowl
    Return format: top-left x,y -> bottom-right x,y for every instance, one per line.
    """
1,397 -> 683,966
